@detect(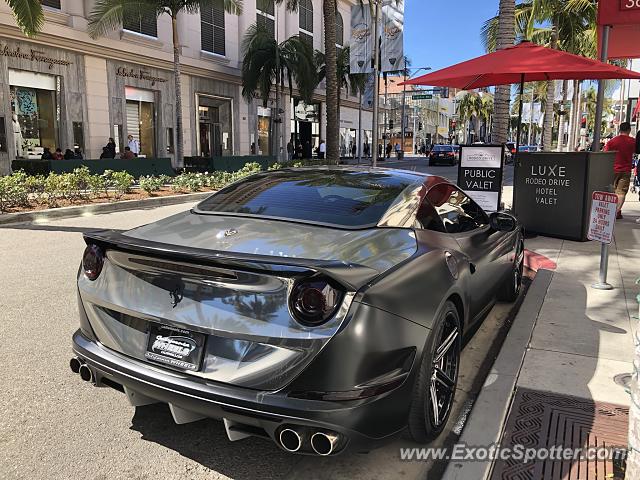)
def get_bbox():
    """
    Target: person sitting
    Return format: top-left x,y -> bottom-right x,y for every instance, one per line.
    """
41,147 -> 53,160
73,148 -> 83,159
99,147 -> 111,159
120,146 -> 135,159
53,148 -> 64,160
63,149 -> 74,160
